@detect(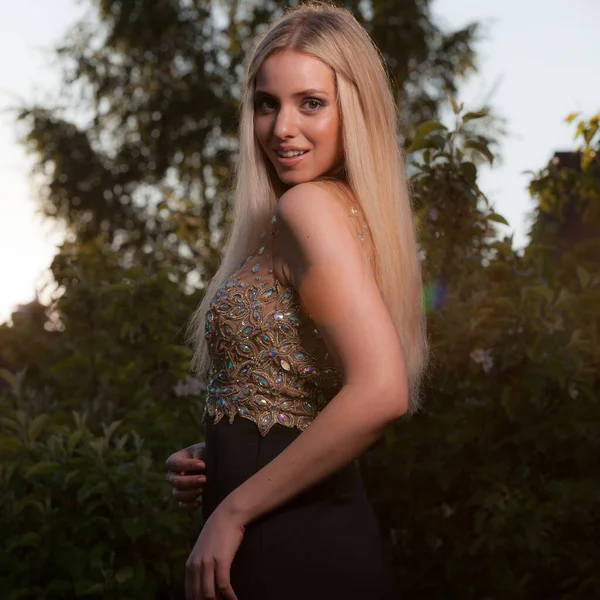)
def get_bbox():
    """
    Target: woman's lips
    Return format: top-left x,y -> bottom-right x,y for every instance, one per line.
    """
275,150 -> 309,167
